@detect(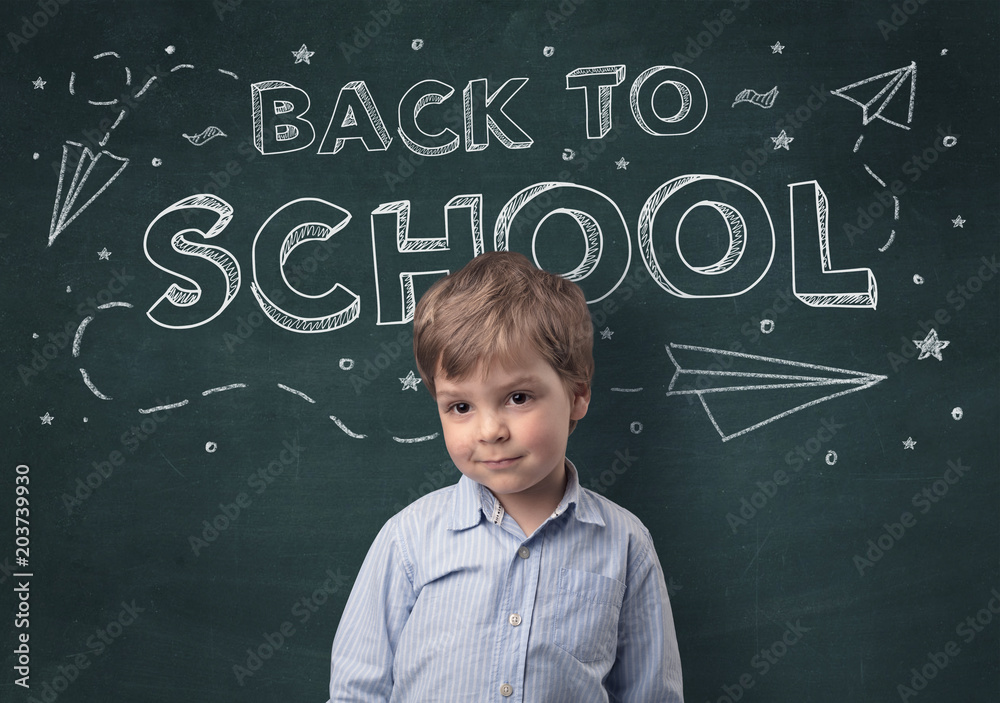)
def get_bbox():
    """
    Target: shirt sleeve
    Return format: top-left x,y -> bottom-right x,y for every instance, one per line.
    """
328,517 -> 416,702
605,529 -> 684,702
